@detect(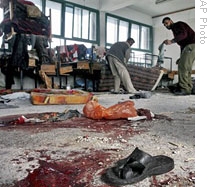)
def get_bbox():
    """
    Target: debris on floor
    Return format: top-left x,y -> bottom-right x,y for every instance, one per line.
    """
129,90 -> 152,99
0,105 -> 171,127
0,102 -> 19,109
83,100 -> 138,120
51,109 -> 82,121
0,92 -> 194,187
0,91 -> 30,100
